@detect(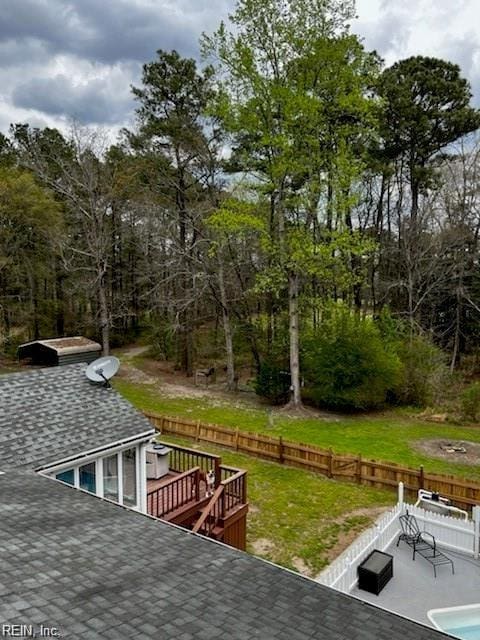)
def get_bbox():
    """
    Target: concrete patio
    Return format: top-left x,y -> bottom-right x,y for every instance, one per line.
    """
351,540 -> 480,628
